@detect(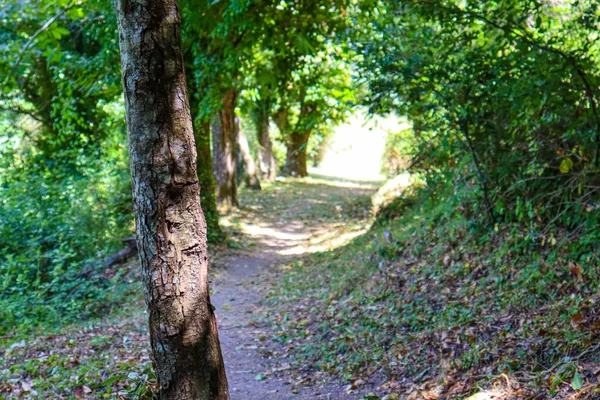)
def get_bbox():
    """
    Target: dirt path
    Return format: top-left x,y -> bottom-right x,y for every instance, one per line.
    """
210,176 -> 381,399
